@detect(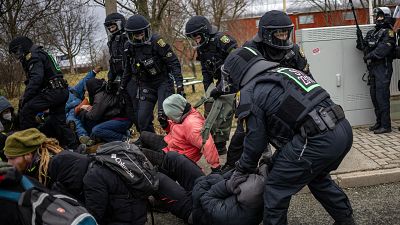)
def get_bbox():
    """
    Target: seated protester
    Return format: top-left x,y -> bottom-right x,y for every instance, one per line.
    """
78,78 -> 134,143
0,161 -> 44,224
141,149 -> 264,225
0,96 -> 19,161
66,66 -> 101,144
140,94 -> 220,171
83,153 -> 148,225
